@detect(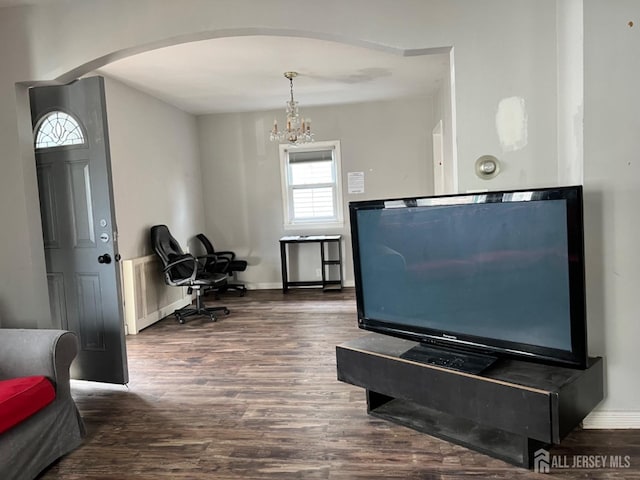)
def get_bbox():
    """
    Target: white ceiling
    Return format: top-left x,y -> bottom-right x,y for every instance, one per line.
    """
97,36 -> 449,115
0,0 -> 450,115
